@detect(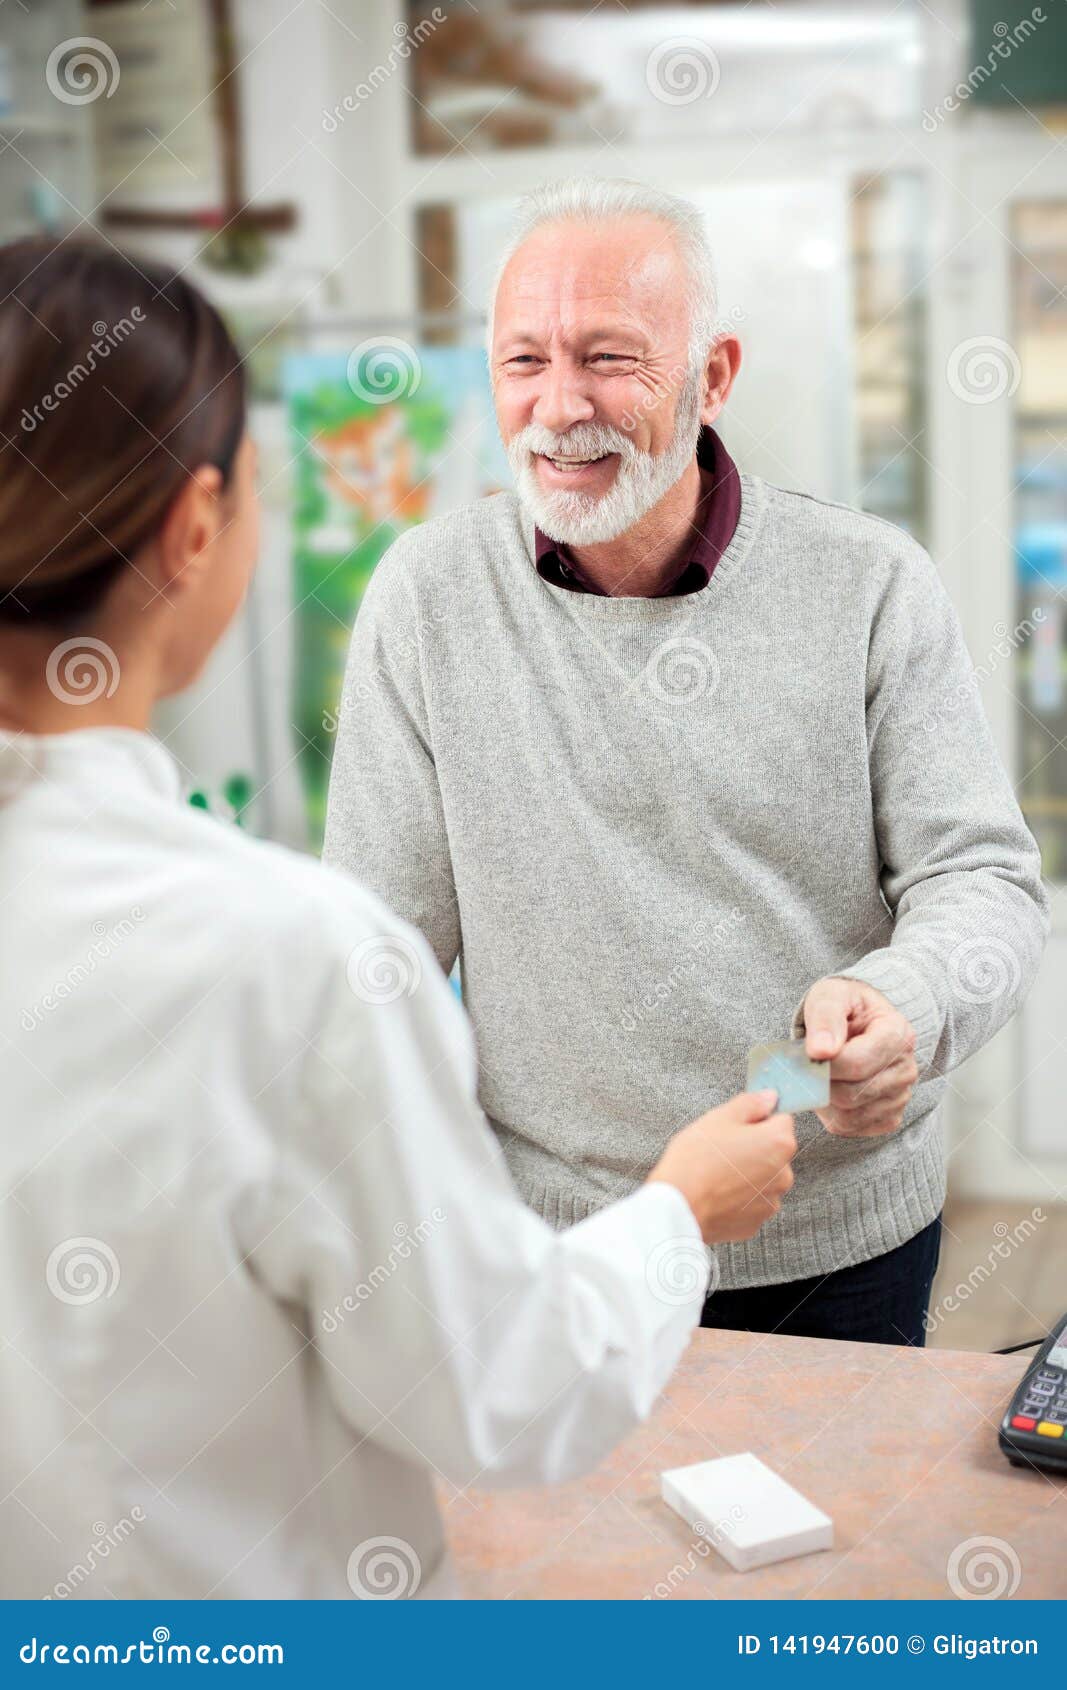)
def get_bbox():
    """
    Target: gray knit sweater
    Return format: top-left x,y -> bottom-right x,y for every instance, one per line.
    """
323,474 -> 1049,1289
